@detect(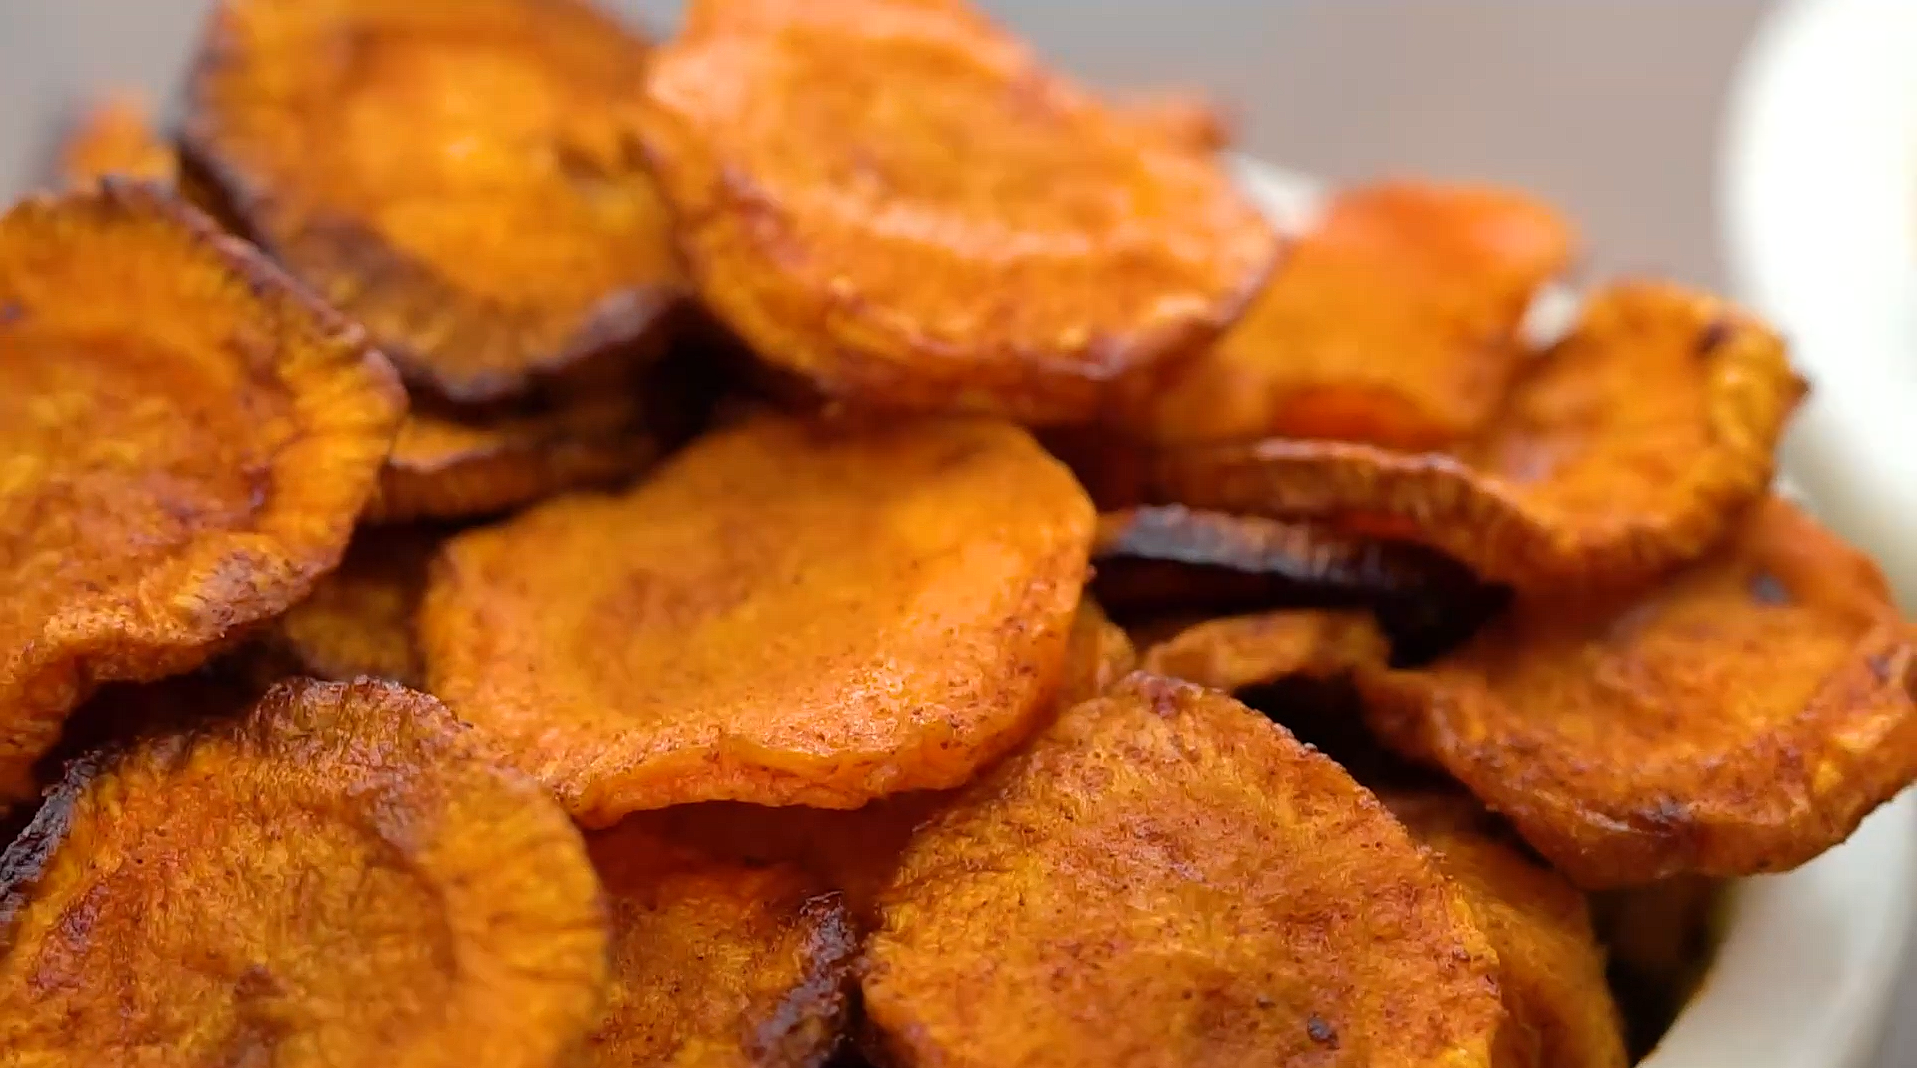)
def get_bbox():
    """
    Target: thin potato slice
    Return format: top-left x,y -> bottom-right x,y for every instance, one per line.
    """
1384,792 -> 1628,1068
0,183 -> 404,805
58,89 -> 177,187
1154,281 -> 1805,590
1358,496 -> 1917,886
185,0 -> 679,402
0,678 -> 607,1066
1132,181 -> 1574,450
270,526 -> 444,687
582,821 -> 857,1068
1140,609 -> 1387,694
1057,597 -> 1137,706
639,0 -> 1278,423
863,673 -> 1503,1068
421,413 -> 1095,824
